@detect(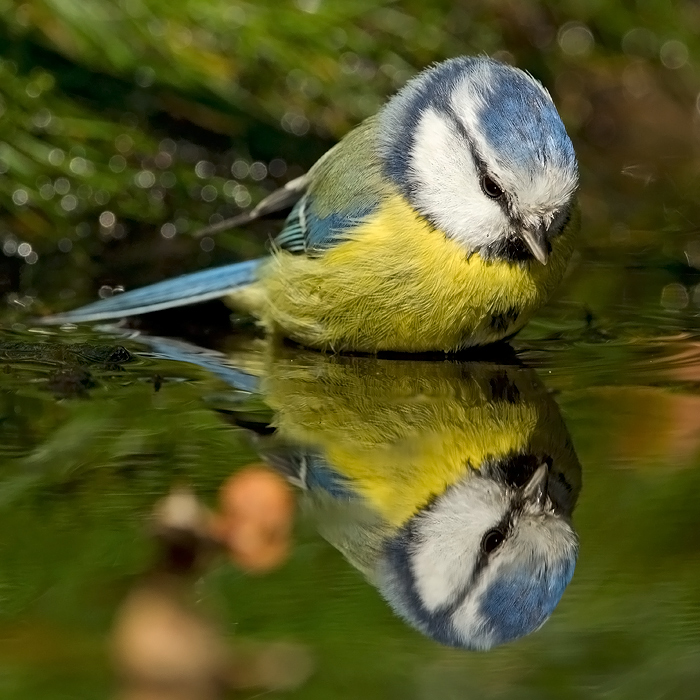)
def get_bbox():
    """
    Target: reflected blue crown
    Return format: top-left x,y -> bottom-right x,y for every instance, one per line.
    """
478,555 -> 577,646
379,529 -> 577,650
